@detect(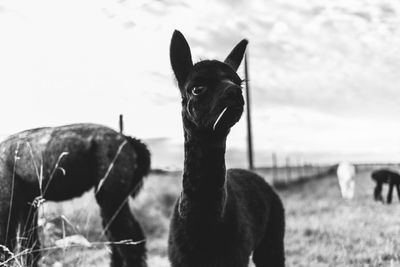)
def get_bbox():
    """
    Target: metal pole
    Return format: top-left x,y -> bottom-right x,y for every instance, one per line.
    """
119,114 -> 124,134
244,51 -> 254,170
